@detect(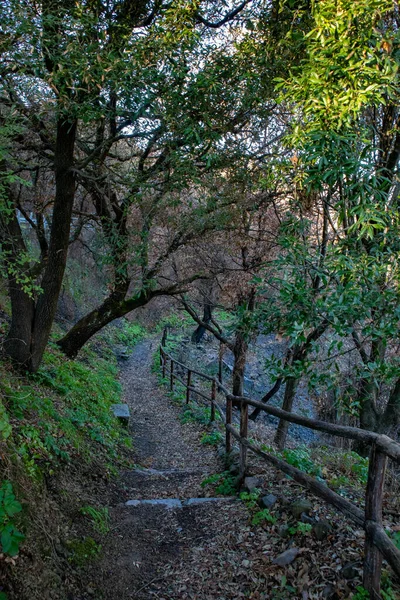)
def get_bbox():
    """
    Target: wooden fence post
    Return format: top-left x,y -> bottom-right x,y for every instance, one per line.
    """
226,395 -> 232,454
363,443 -> 388,598
162,349 -> 166,378
218,342 -> 224,384
170,359 -> 174,391
162,327 -> 167,347
210,379 -> 216,422
239,400 -> 248,480
186,370 -> 192,404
